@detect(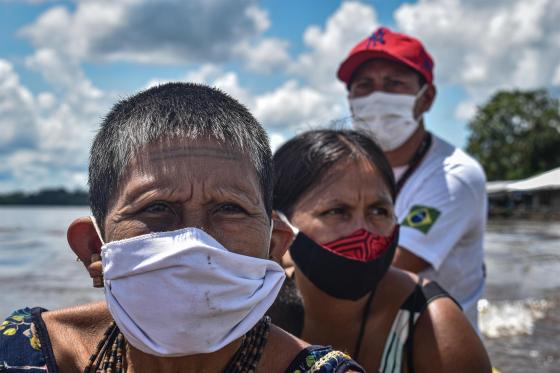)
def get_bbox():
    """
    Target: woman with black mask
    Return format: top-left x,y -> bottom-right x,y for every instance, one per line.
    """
271,129 -> 491,373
